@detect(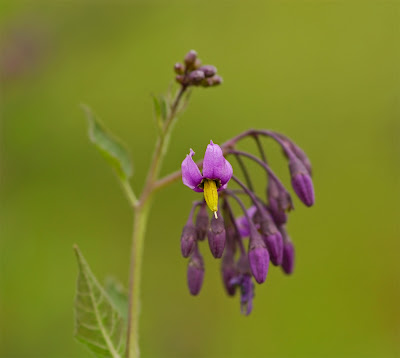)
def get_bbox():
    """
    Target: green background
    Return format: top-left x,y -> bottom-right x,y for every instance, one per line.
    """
1,1 -> 399,357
